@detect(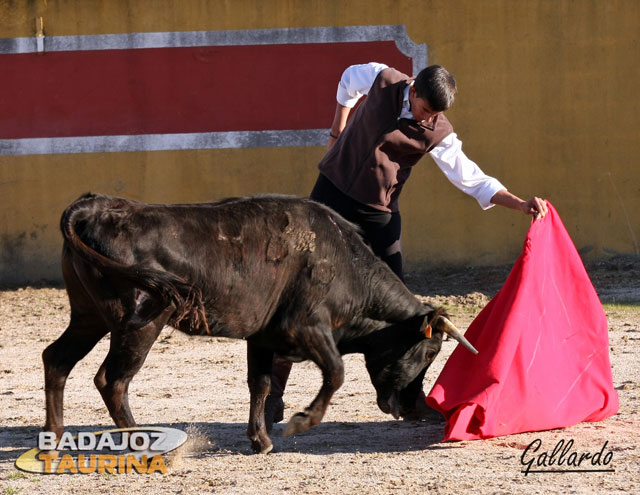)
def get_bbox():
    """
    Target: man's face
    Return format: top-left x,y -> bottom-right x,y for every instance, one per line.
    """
409,86 -> 441,127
